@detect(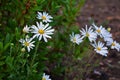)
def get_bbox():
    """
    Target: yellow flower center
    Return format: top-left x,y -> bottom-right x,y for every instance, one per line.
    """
42,77 -> 46,80
112,42 -> 115,46
73,37 -> 76,42
42,16 -> 46,20
86,32 -> 90,37
96,29 -> 101,33
24,42 -> 29,46
97,47 -> 101,51
38,29 -> 44,34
